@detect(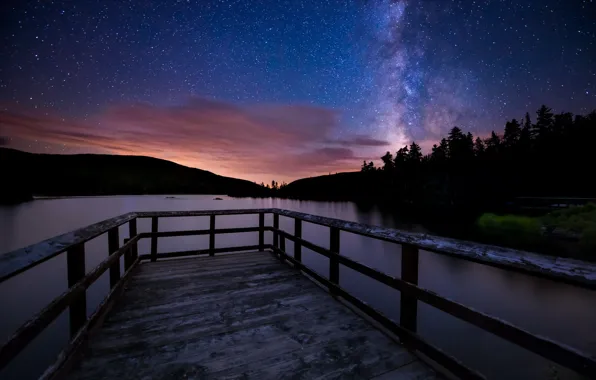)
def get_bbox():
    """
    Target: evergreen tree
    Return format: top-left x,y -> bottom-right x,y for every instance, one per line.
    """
408,142 -> 422,163
474,137 -> 485,156
503,119 -> 521,148
533,105 -> 554,138
381,151 -> 394,171
394,146 -> 409,166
